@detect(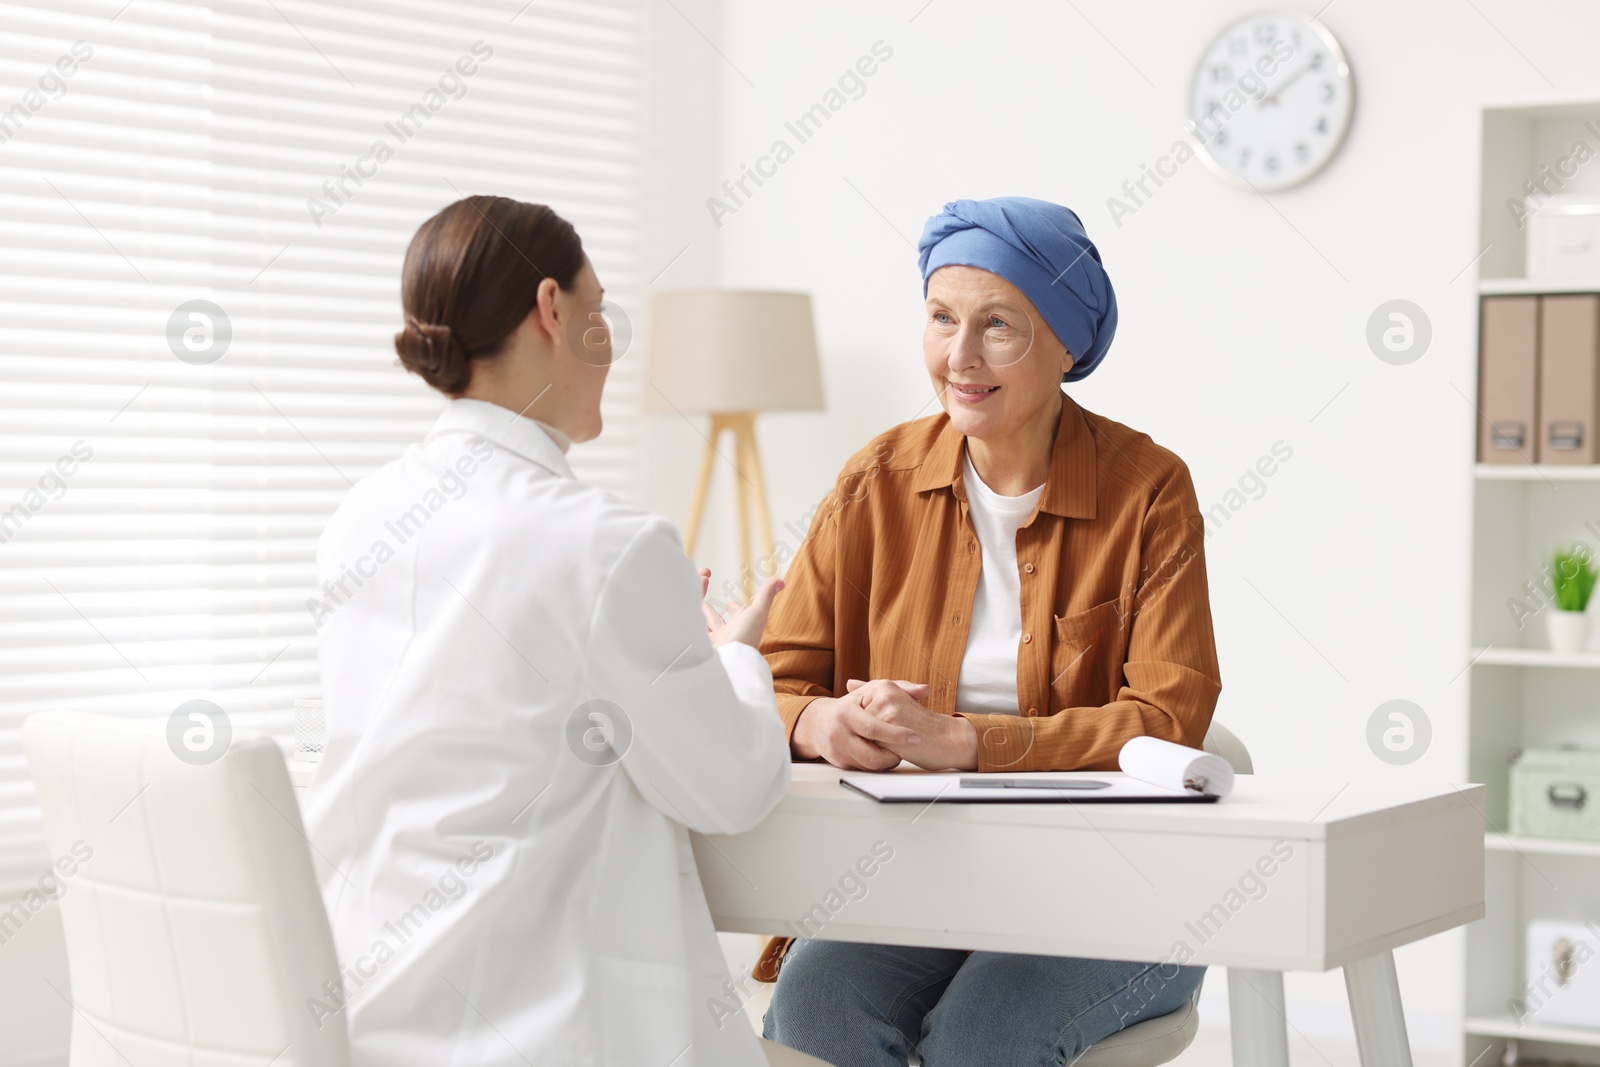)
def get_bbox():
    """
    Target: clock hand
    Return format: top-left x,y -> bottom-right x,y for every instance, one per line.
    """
1259,62 -> 1313,105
